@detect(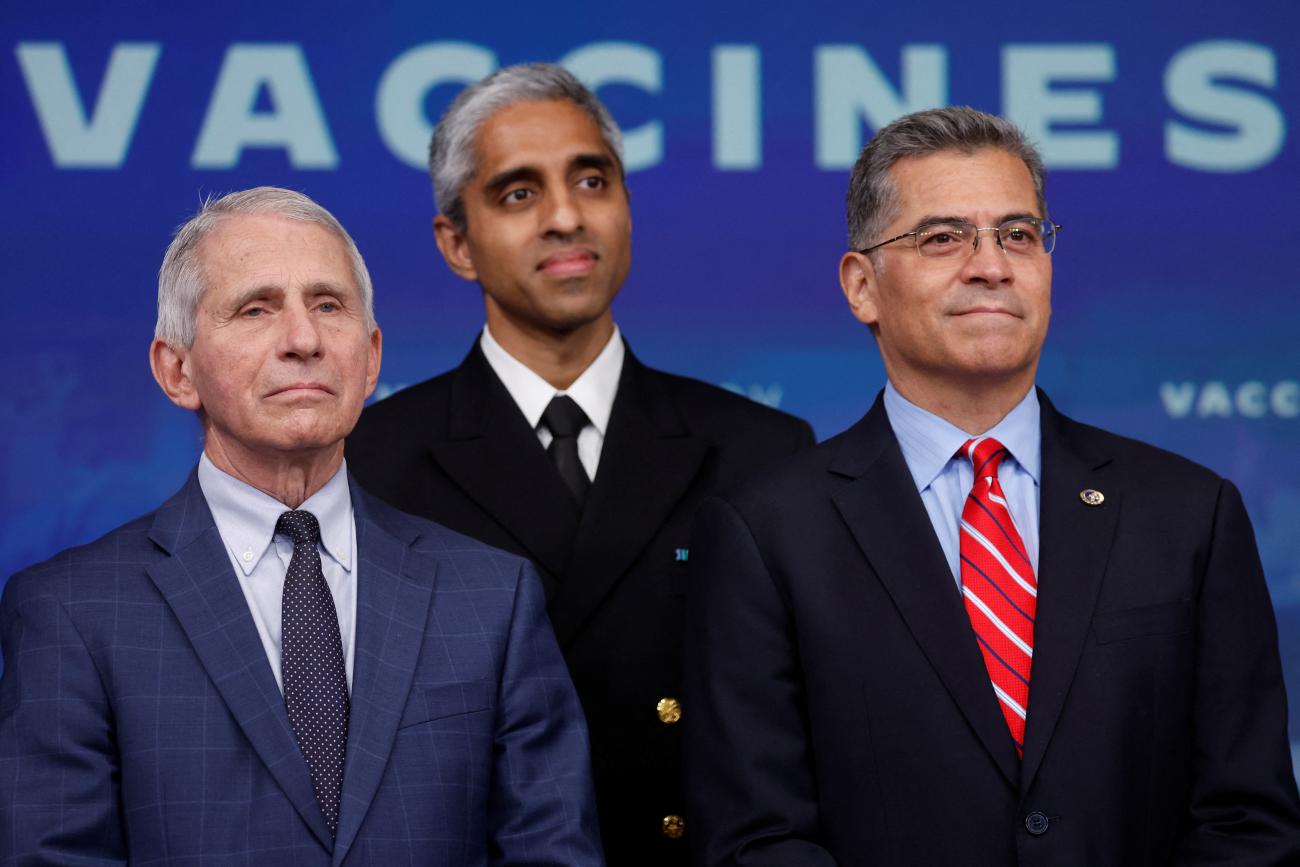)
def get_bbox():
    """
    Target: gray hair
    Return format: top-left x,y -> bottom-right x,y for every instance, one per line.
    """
429,62 -> 625,232
846,106 -> 1047,253
155,186 -> 375,347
